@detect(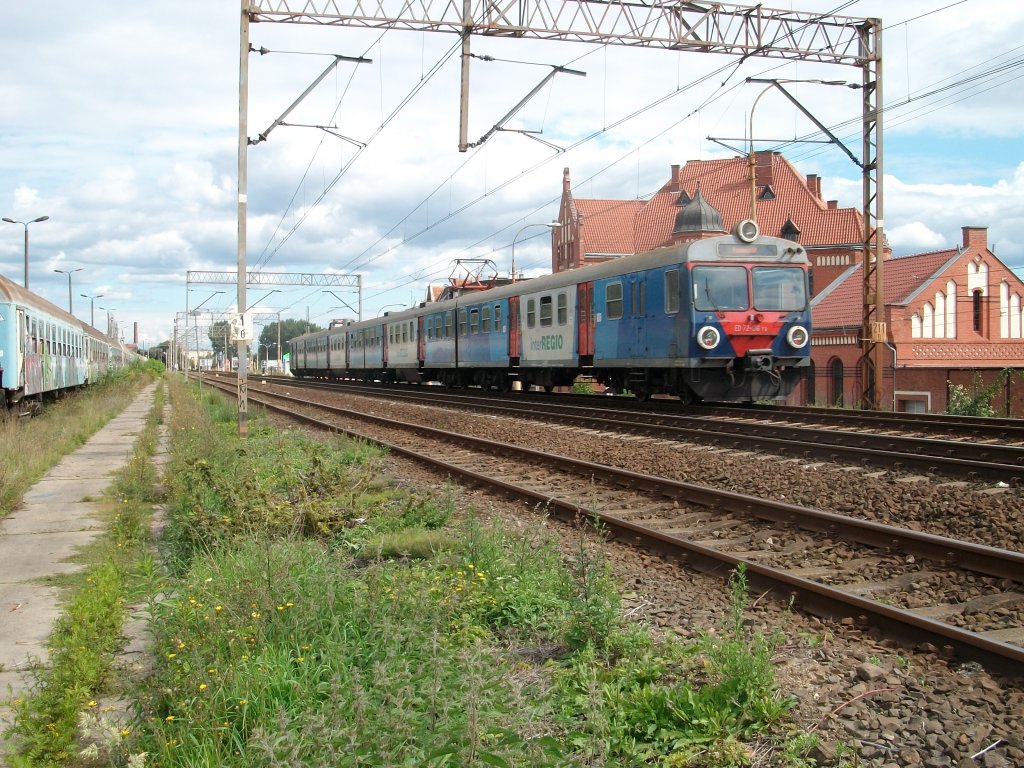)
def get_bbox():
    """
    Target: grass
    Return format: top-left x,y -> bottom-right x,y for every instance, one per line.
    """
6,374 -> 825,767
